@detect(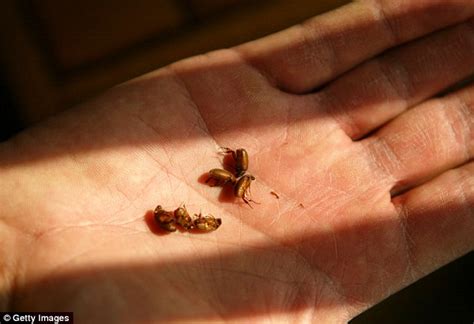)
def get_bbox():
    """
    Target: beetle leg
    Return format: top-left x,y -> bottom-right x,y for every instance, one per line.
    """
244,188 -> 260,205
242,196 -> 254,209
242,192 -> 260,208
218,147 -> 234,154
